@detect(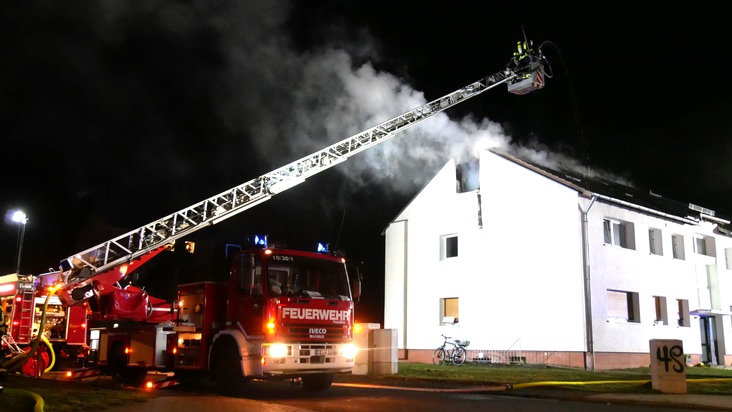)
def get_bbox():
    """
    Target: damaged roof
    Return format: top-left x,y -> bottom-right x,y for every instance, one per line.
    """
490,149 -> 732,235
